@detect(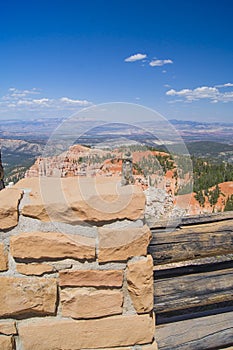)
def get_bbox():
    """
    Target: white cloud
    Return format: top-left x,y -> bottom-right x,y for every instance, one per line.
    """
8,103 -> 16,108
32,98 -> 50,105
60,97 -> 91,106
17,100 -> 34,106
166,84 -> 233,103
149,59 -> 173,67
16,98 -> 52,108
125,53 -> 147,62
124,53 -> 174,70
0,87 -> 93,114
215,82 -> 233,88
8,87 -> 41,98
